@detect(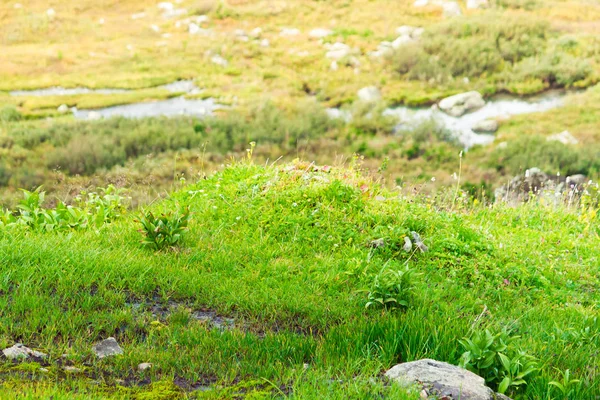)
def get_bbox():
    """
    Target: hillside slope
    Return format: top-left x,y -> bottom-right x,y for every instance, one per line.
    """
0,161 -> 598,398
